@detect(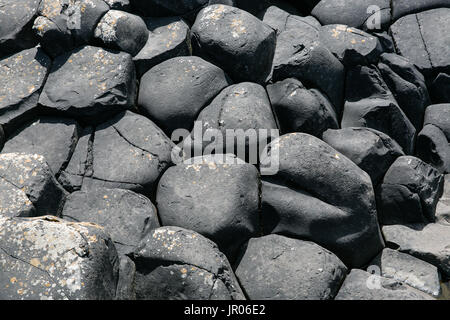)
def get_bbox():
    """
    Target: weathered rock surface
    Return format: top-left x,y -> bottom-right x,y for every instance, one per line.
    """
156,159 -> 259,260
39,46 -> 136,123
335,269 -> 434,300
383,223 -> 450,278
62,188 -> 160,255
377,156 -> 444,225
0,47 -> 51,133
0,153 -> 67,217
0,215 -> 119,300
1,117 -> 81,176
235,234 -> 347,300
131,226 -> 245,300
191,5 -> 276,84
